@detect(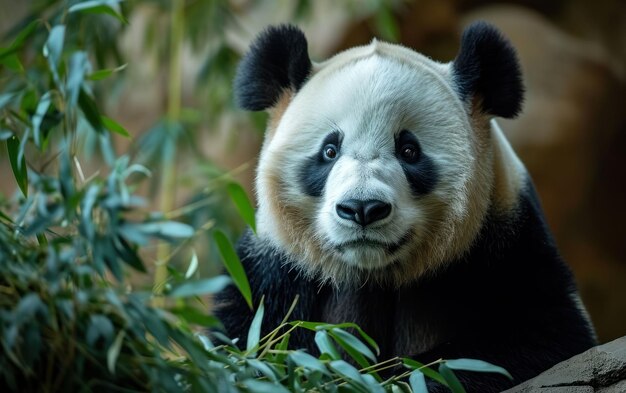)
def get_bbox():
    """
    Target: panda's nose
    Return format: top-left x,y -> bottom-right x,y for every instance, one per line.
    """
336,199 -> 392,226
